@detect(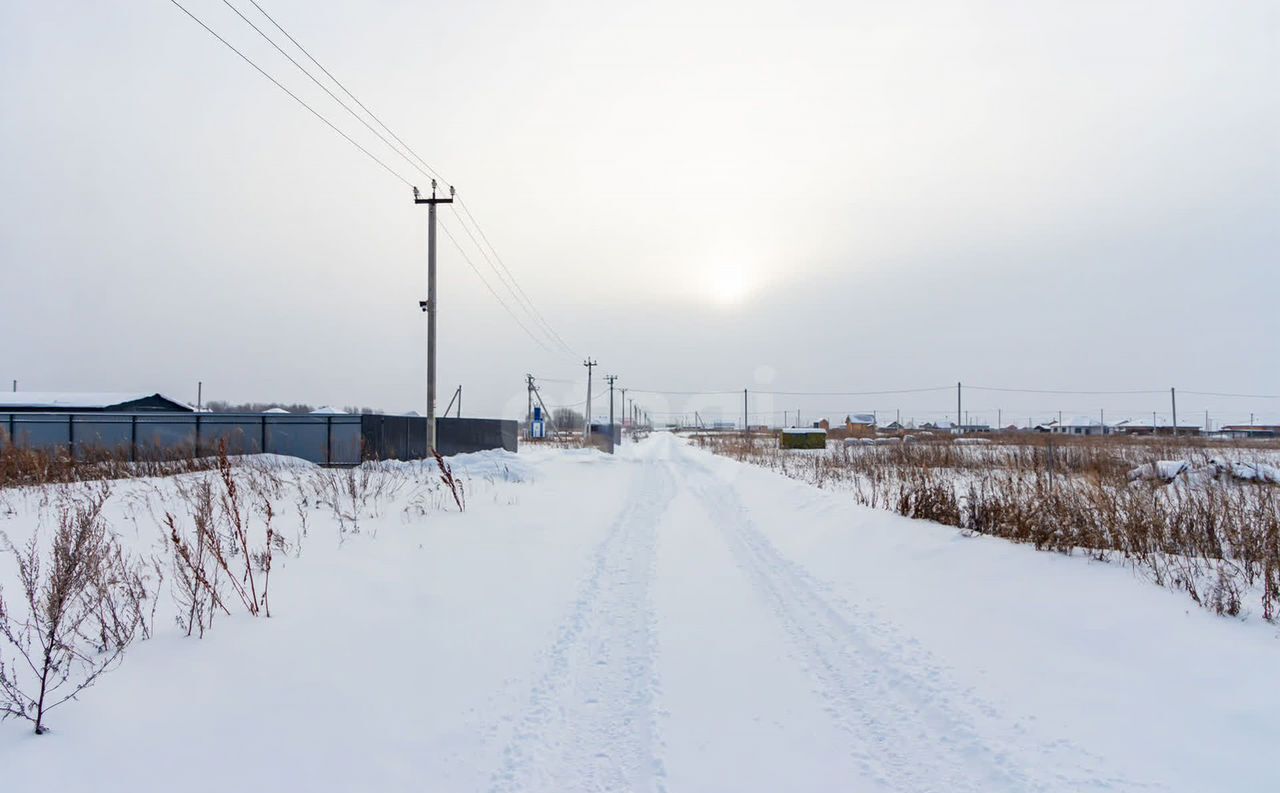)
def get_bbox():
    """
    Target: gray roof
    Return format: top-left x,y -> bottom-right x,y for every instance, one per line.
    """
0,391 -> 193,410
